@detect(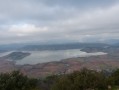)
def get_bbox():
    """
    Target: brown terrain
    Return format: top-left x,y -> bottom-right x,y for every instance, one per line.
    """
0,52 -> 119,78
